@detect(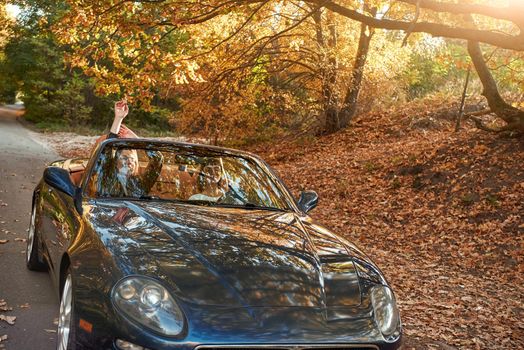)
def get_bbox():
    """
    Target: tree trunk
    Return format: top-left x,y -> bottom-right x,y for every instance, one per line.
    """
324,19 -> 339,133
467,40 -> 524,133
338,10 -> 375,129
314,10 -> 340,134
